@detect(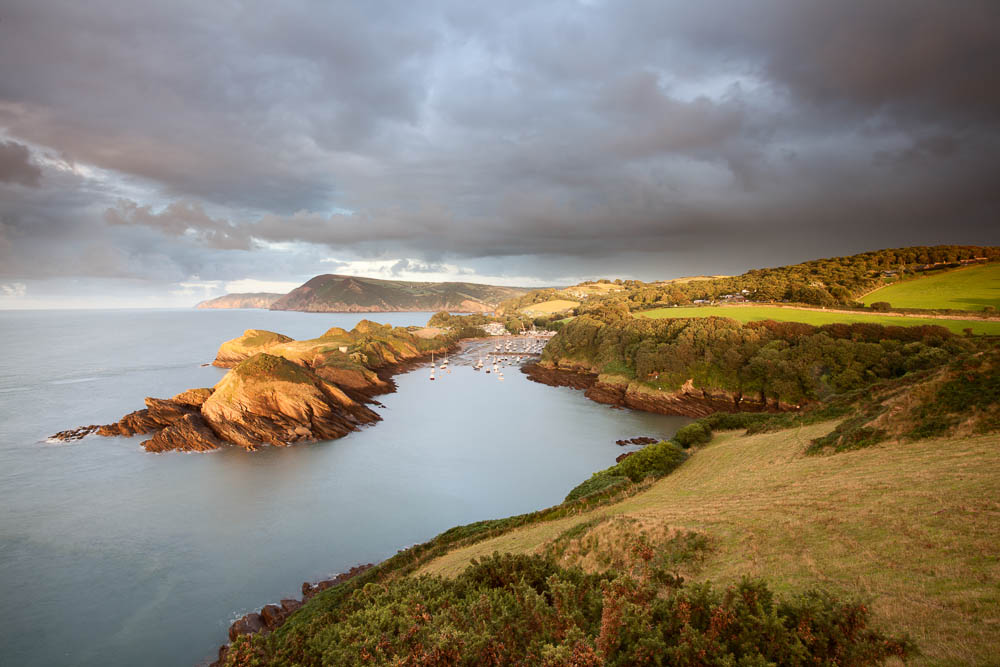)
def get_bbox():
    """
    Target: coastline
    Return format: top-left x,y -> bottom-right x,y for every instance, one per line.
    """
522,362 -> 798,417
